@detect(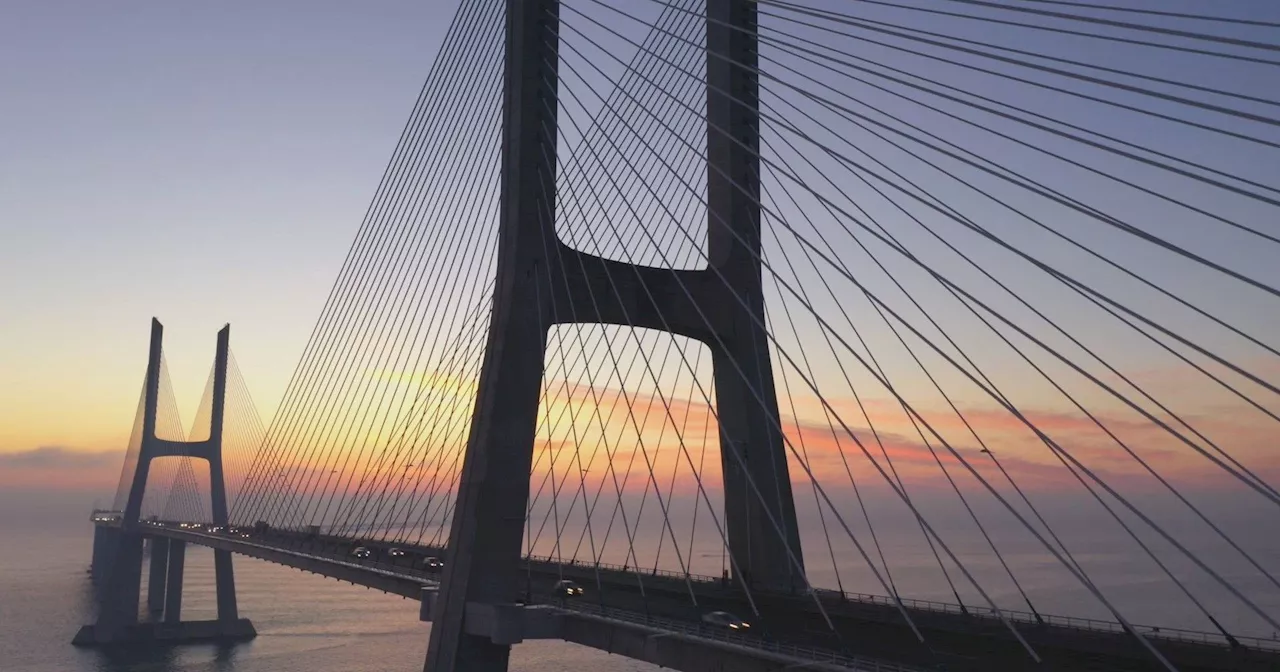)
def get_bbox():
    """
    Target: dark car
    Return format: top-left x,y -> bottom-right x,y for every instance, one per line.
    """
701,610 -> 749,630
553,580 -> 584,598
